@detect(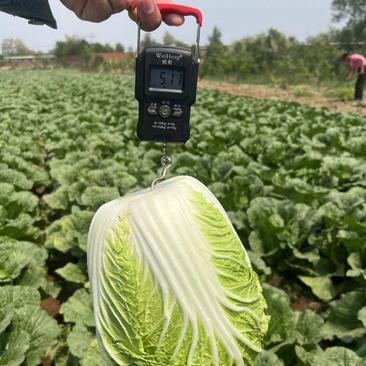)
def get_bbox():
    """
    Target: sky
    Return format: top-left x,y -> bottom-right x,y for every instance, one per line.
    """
0,0 -> 337,53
